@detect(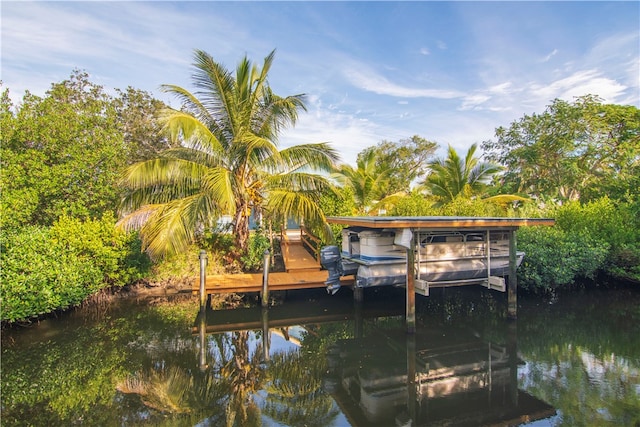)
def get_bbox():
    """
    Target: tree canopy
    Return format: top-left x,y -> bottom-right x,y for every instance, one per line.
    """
357,135 -> 438,194
482,95 -> 640,203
